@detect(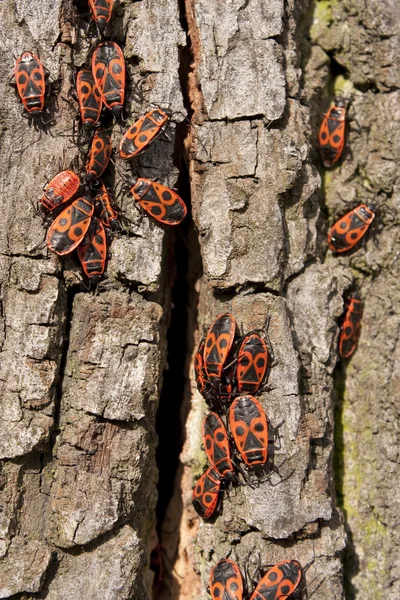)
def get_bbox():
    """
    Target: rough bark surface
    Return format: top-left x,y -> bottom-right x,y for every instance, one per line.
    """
174,1 -> 347,599
175,0 -> 399,599
0,0 -> 184,598
305,1 -> 400,598
0,0 -> 399,599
